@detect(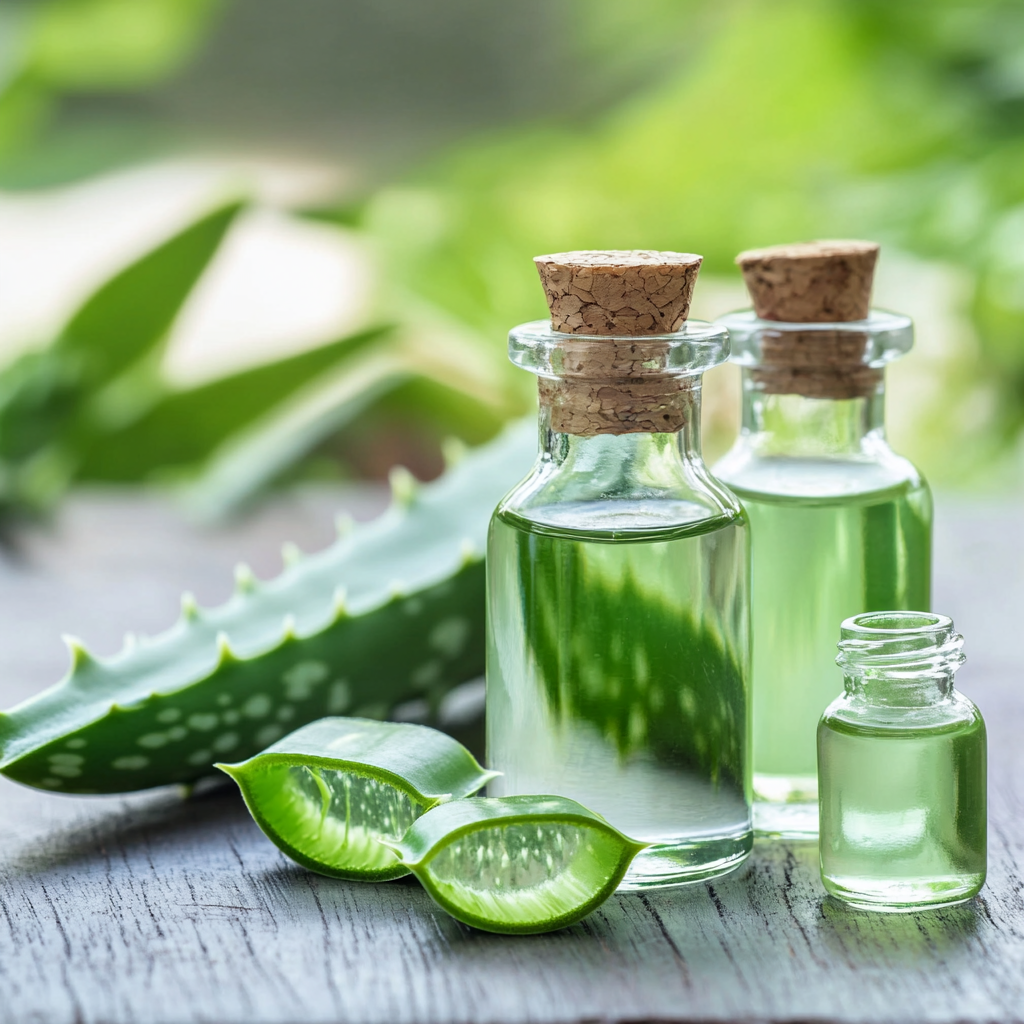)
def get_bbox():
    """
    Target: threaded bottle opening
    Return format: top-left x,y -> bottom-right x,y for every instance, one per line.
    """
836,610 -> 965,685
